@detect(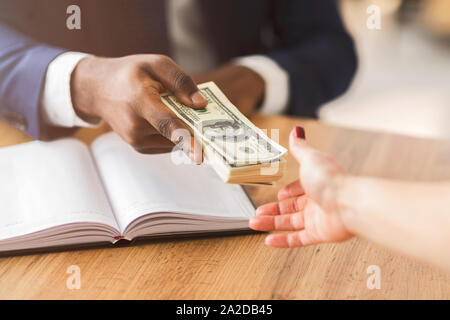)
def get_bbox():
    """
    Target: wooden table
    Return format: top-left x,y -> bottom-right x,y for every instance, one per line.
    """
1,114 -> 450,299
